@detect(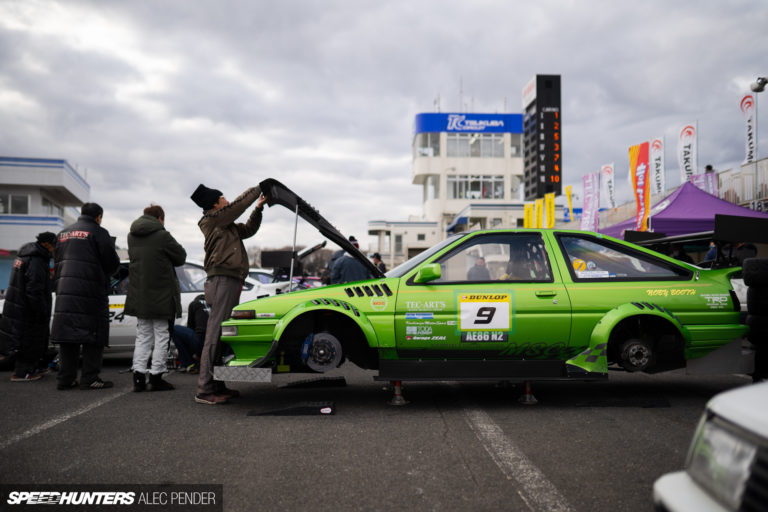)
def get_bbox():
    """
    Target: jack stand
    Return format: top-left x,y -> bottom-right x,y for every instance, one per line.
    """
388,380 -> 409,406
518,380 -> 538,405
